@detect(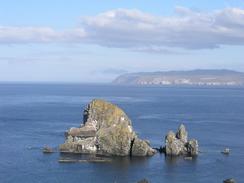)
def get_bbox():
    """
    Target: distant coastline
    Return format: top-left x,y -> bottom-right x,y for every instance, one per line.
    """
113,69 -> 244,86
